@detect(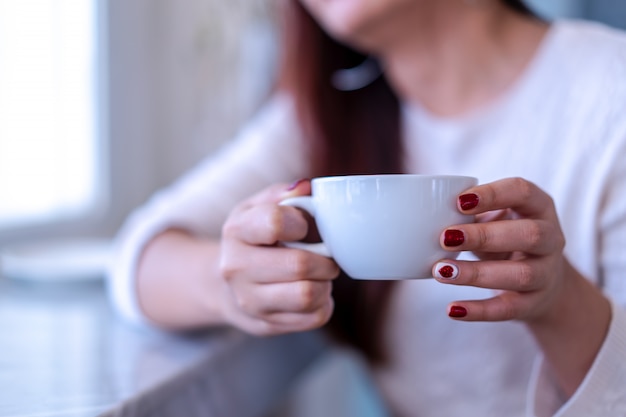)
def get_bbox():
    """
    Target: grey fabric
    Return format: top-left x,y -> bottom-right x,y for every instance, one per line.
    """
269,348 -> 390,417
